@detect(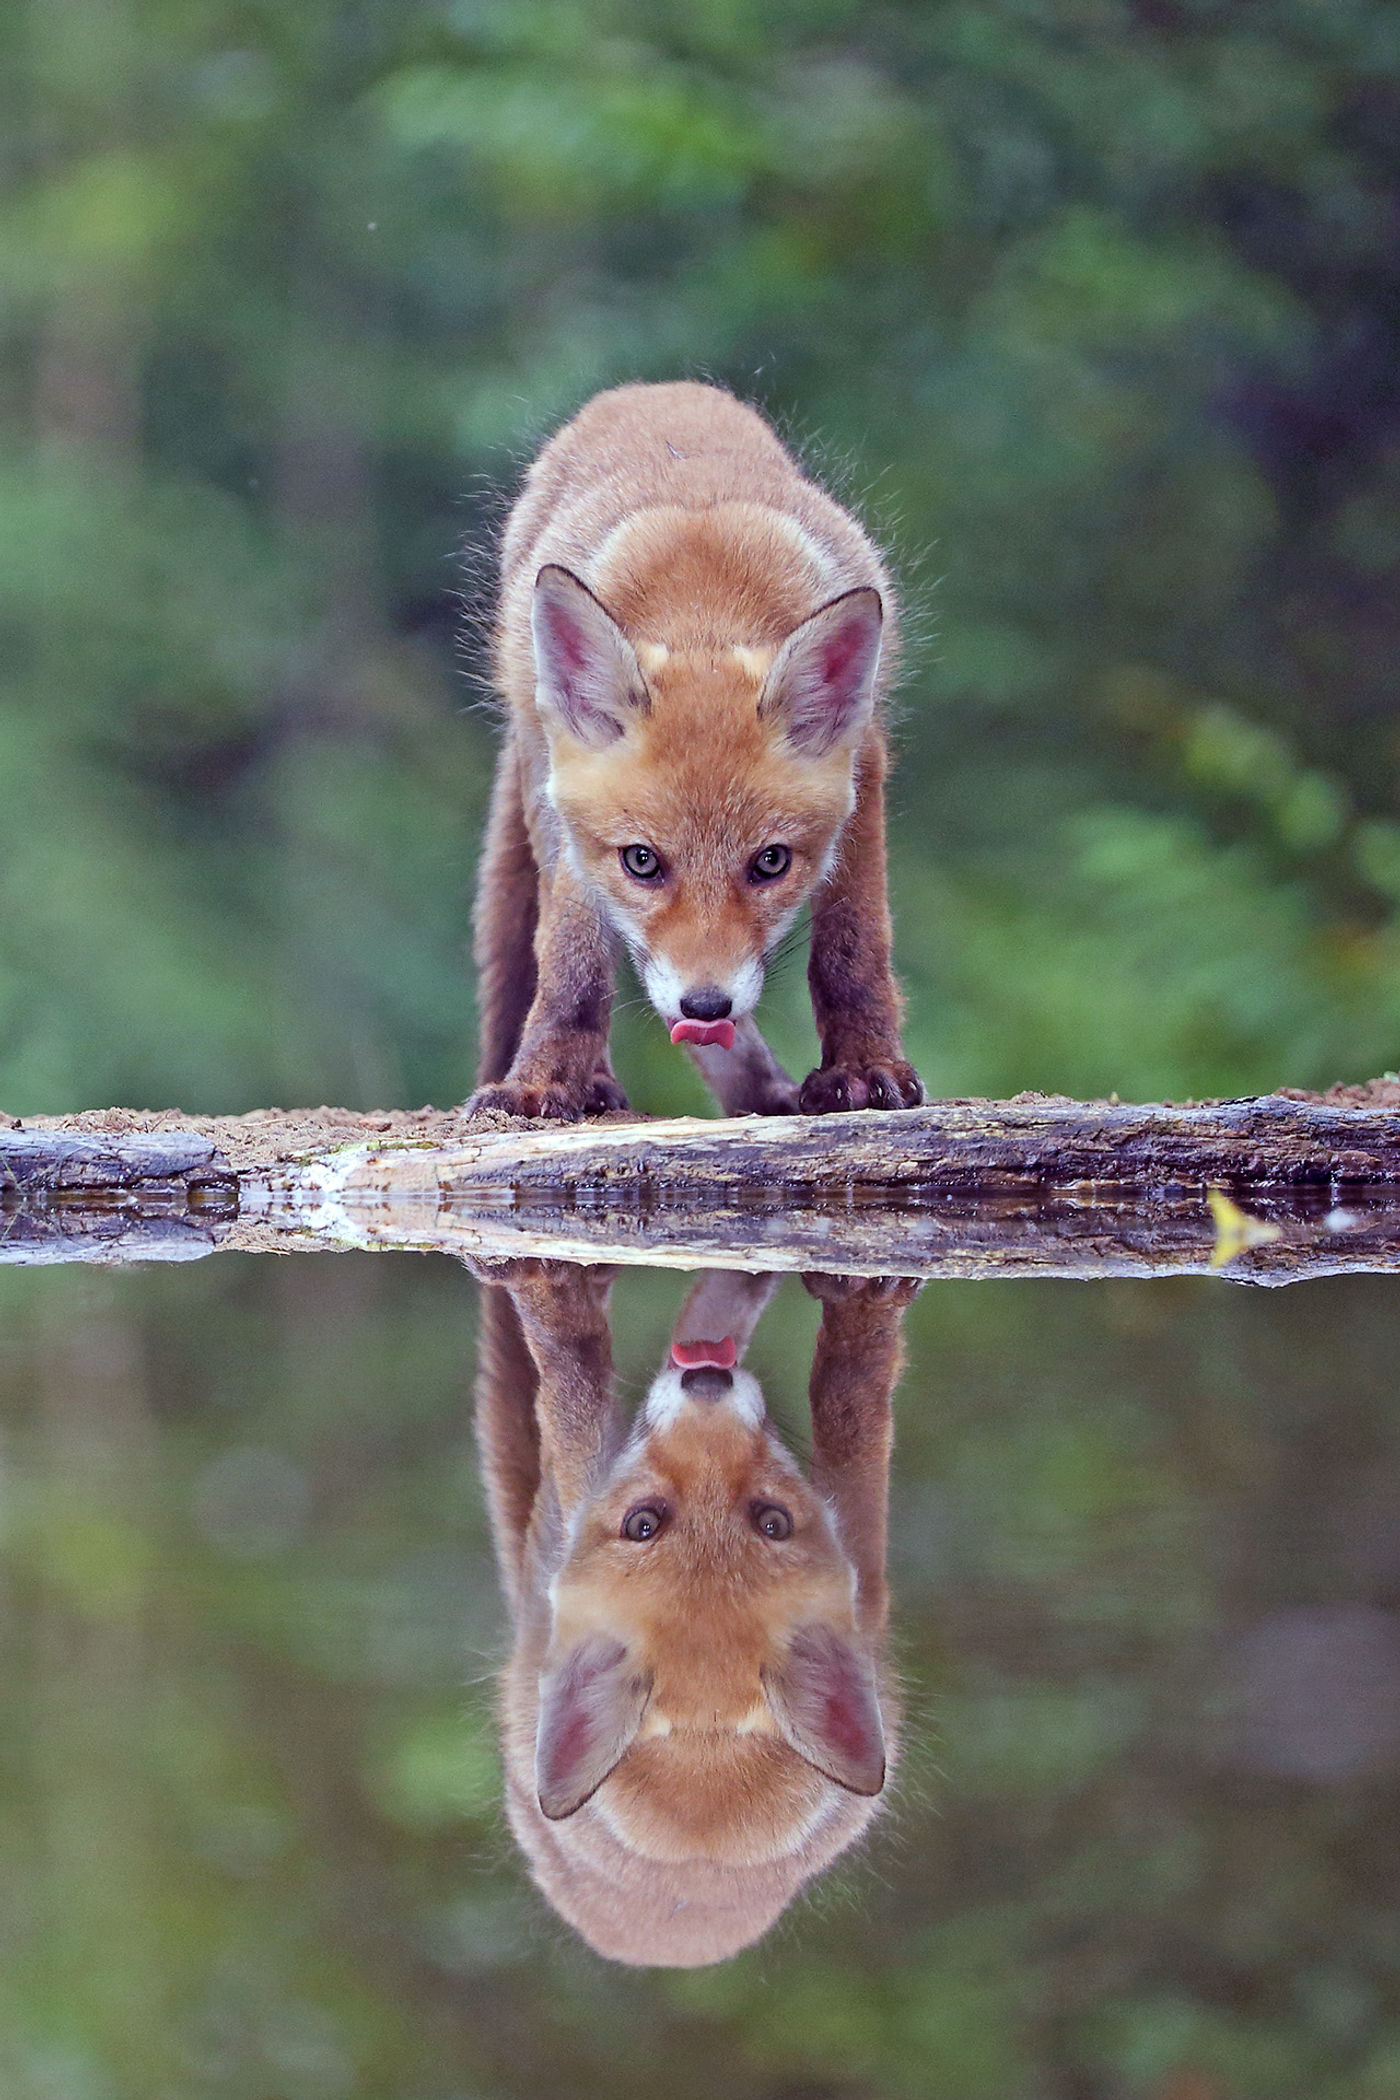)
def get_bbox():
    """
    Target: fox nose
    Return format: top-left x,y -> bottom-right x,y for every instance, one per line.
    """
678,986 -> 733,1021
679,1366 -> 734,1400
